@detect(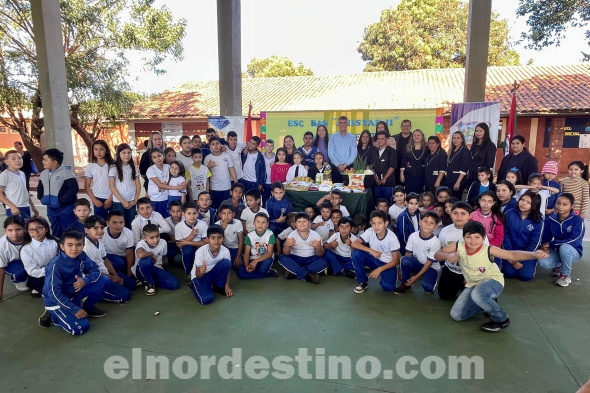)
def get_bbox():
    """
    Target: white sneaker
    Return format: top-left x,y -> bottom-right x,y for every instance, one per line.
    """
14,282 -> 29,291
555,274 -> 571,287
